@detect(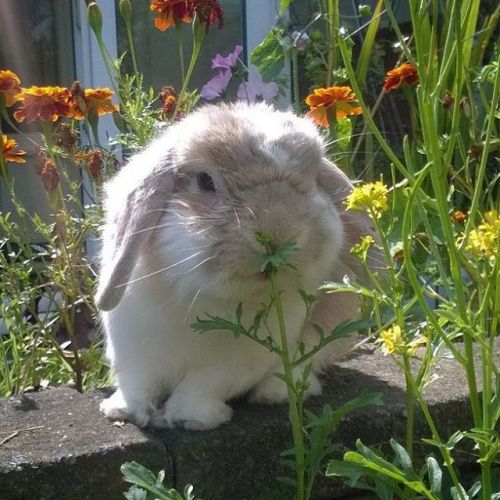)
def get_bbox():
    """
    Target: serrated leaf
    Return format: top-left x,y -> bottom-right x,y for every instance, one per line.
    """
124,485 -> 148,500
